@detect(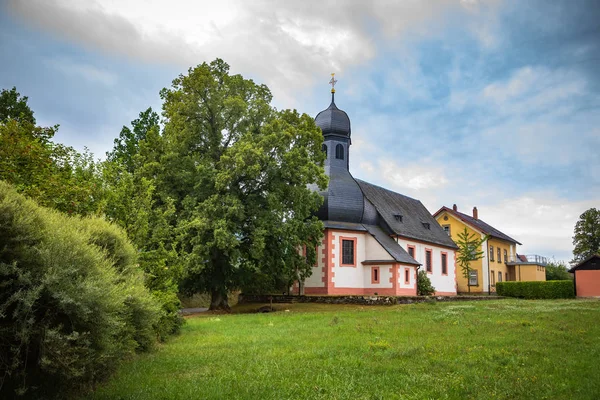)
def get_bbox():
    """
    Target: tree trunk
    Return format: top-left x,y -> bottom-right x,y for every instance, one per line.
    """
209,289 -> 230,311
